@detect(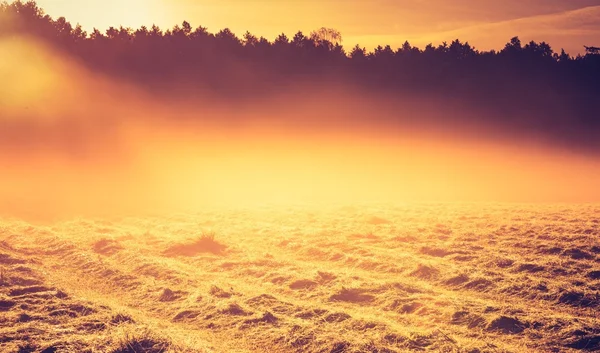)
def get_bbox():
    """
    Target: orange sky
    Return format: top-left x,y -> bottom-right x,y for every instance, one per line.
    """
34,0 -> 600,55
